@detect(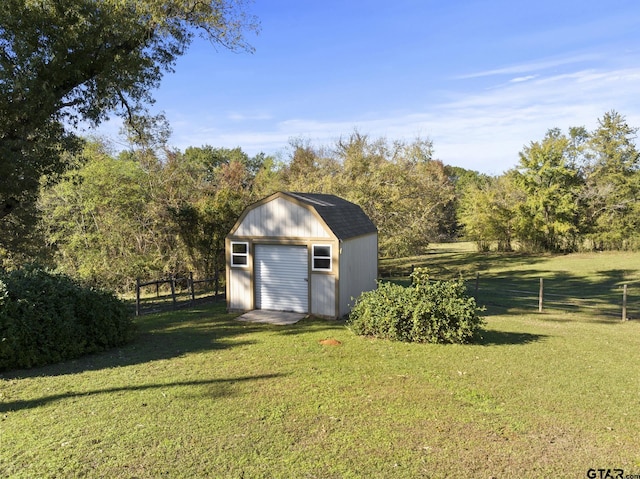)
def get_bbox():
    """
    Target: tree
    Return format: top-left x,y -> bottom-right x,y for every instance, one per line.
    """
168,146 -> 265,282
278,138 -> 340,193
458,174 -> 522,252
39,140 -> 174,290
0,0 -> 258,253
580,111 -> 640,249
445,166 -> 491,241
513,128 -> 583,252
331,133 -> 454,257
